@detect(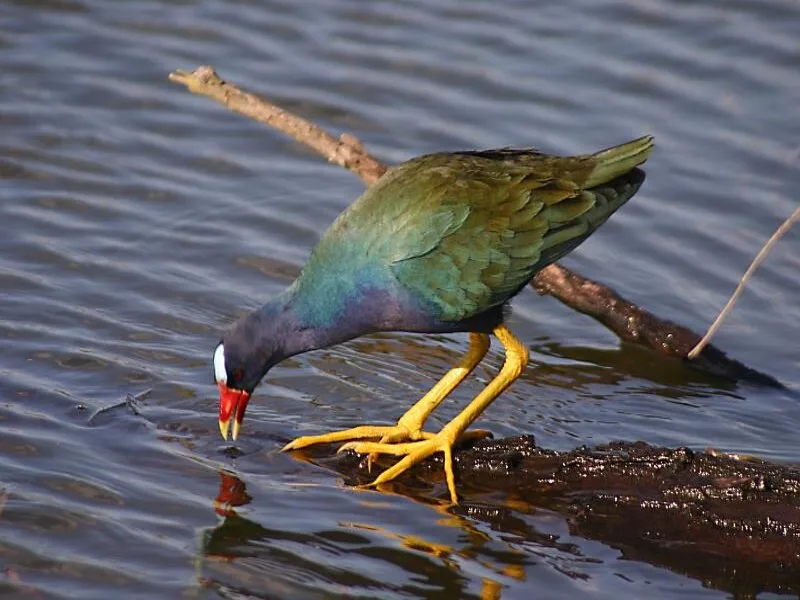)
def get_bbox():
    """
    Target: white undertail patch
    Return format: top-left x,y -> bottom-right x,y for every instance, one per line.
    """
214,343 -> 227,384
